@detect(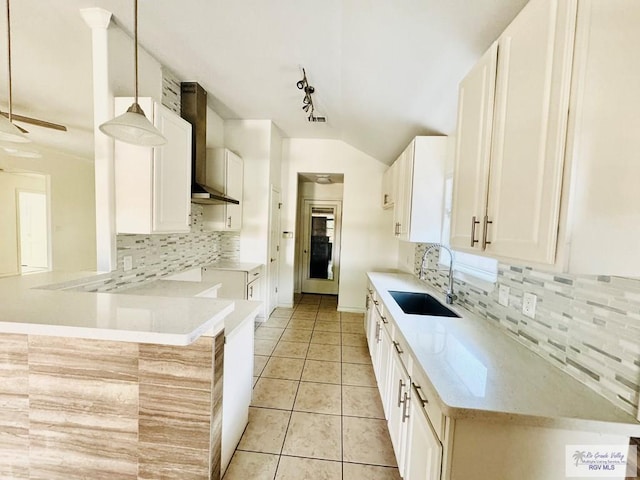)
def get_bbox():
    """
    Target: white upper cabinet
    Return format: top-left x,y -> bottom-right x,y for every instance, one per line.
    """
485,0 -> 575,264
203,148 -> 243,231
114,97 -> 192,234
452,0 -> 576,264
452,0 -> 640,275
450,43 -> 497,251
556,0 -> 640,275
391,137 -> 448,243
